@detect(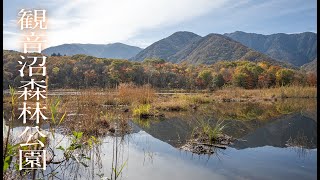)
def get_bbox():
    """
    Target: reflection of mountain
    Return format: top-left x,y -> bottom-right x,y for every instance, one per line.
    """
132,115 -> 273,148
133,113 -> 317,150
303,110 -> 317,123
232,113 -> 317,149
132,117 -> 195,147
